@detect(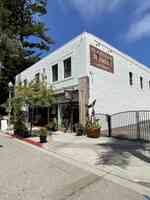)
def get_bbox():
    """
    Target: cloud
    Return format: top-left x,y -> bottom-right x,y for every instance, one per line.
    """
126,0 -> 150,42
58,0 -> 150,42
58,0 -> 124,20
126,14 -> 150,42
134,1 -> 150,16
